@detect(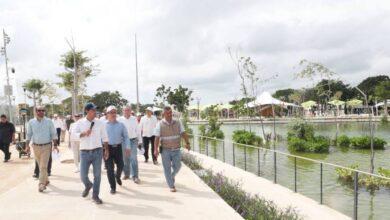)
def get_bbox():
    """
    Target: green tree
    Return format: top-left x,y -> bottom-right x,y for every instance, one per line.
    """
23,79 -> 46,110
273,89 -> 295,102
61,95 -> 91,114
89,91 -> 128,112
167,85 -> 193,112
154,84 -> 193,112
375,80 -> 390,116
357,75 -> 390,102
